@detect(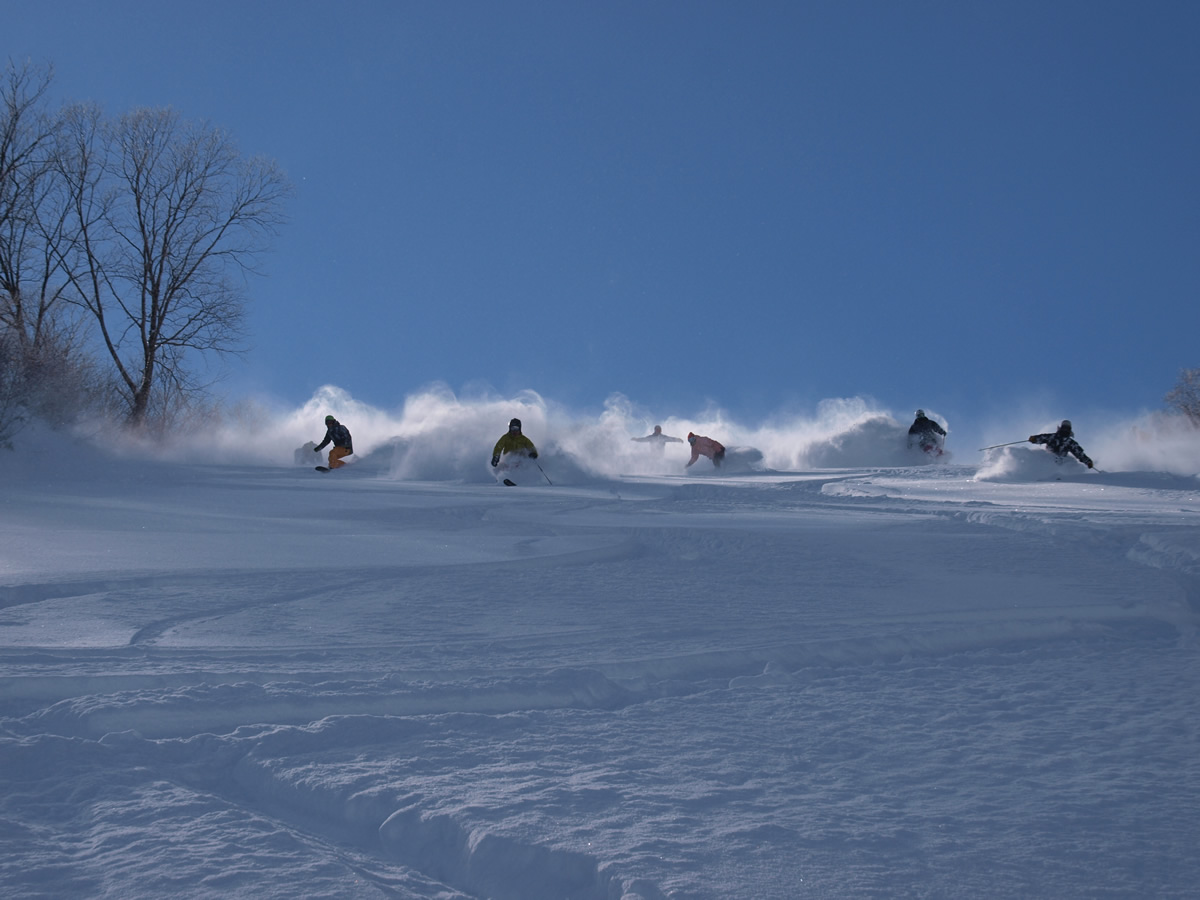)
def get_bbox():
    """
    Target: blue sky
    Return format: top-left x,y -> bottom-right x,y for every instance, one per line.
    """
8,1 -> 1200,431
